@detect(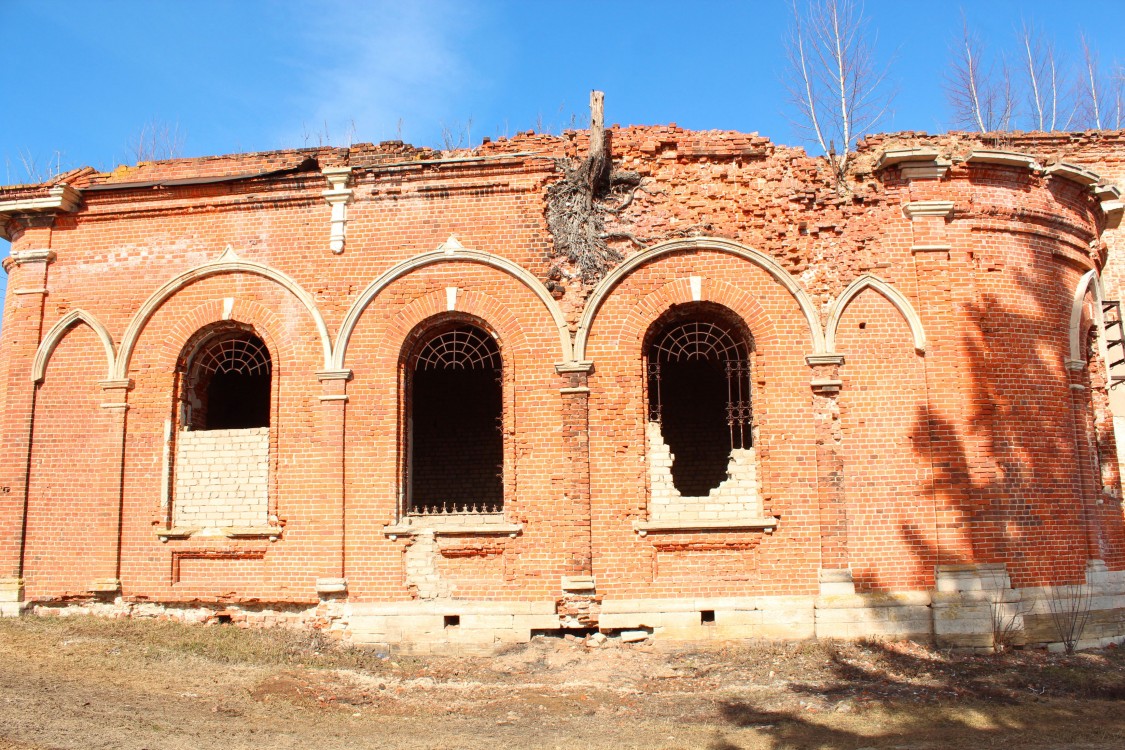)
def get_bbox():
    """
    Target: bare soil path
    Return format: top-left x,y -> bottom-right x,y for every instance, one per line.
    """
1,617 -> 1123,749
